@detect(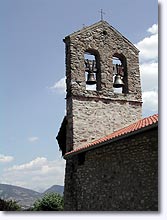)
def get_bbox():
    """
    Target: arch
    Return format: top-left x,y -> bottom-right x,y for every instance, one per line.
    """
112,53 -> 128,94
84,49 -> 101,91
